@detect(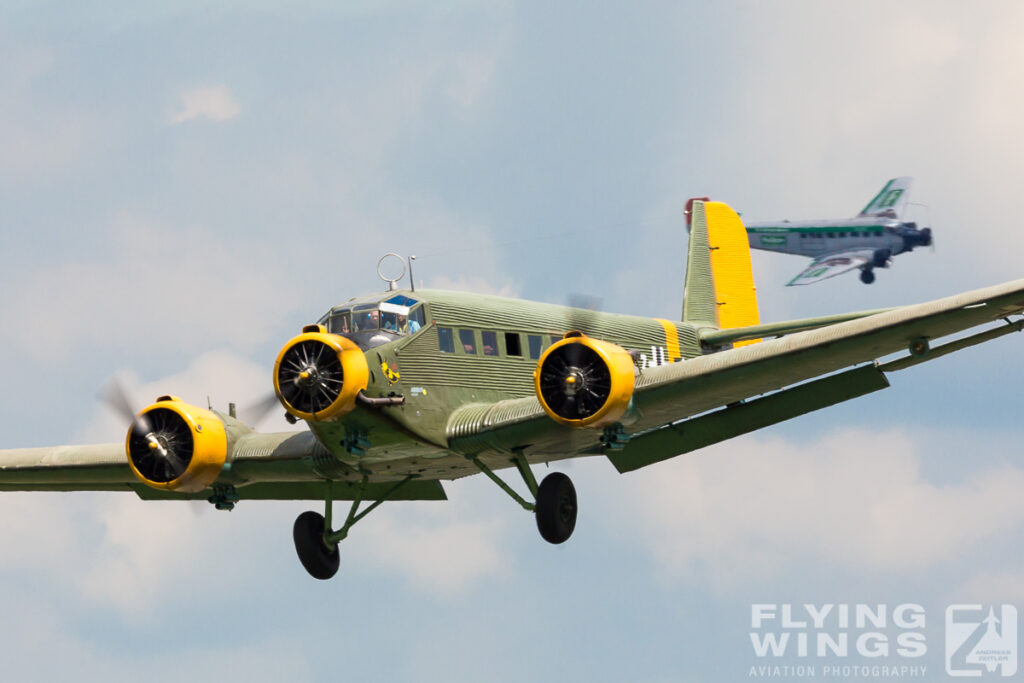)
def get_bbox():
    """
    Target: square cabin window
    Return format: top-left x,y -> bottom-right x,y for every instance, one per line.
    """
527,334 -> 543,359
459,329 -> 477,354
437,327 -> 454,353
505,332 -> 522,357
481,331 -> 499,356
